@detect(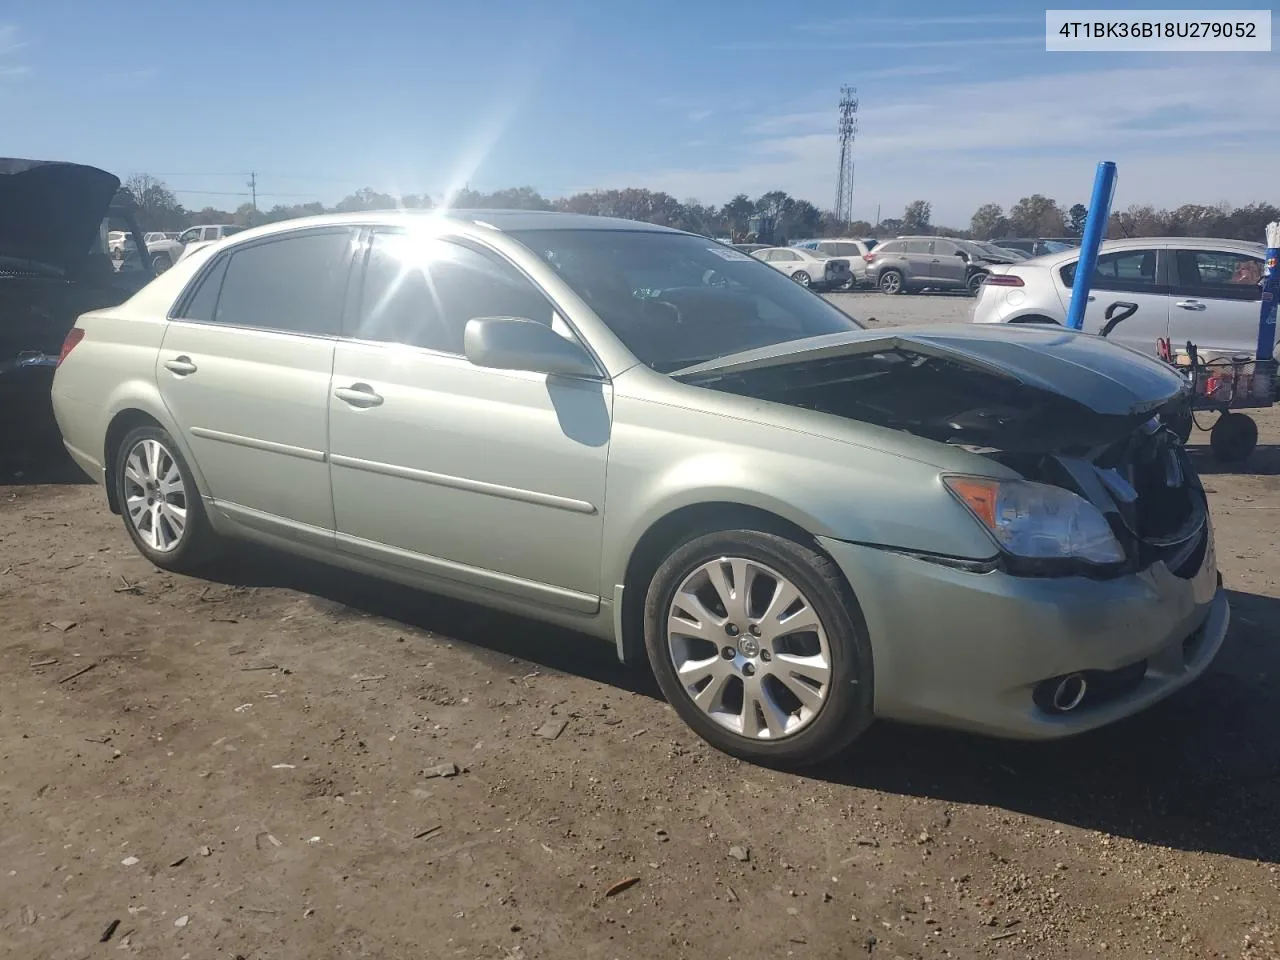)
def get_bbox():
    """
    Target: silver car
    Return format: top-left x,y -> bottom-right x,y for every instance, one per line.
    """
51,211 -> 1228,766
972,237 -> 1269,359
